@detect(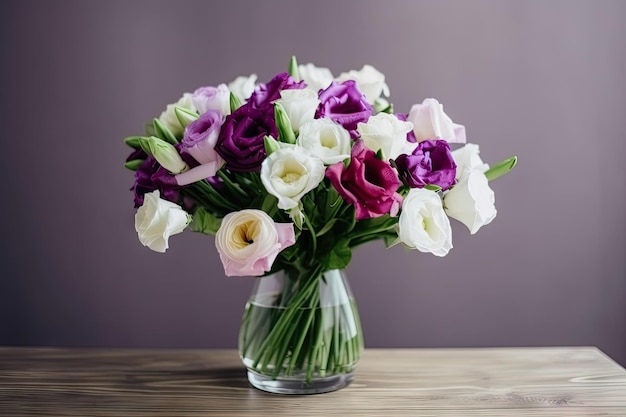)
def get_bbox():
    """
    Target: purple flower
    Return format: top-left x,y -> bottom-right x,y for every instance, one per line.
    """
247,72 -> 305,110
393,139 -> 457,190
125,147 -> 147,163
132,156 -> 181,208
132,144 -> 200,209
215,104 -> 278,172
192,84 -> 230,116
180,110 -> 224,165
315,80 -> 373,138
175,110 -> 225,186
